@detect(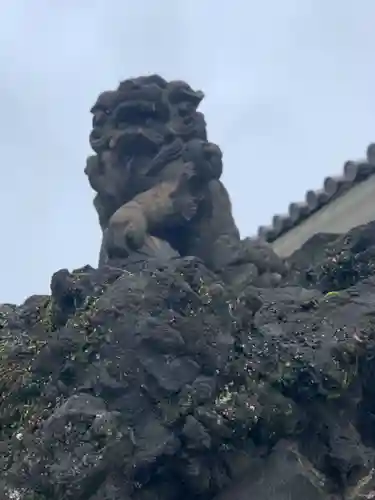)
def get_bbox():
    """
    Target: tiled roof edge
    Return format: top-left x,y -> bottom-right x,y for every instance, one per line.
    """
257,143 -> 375,243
